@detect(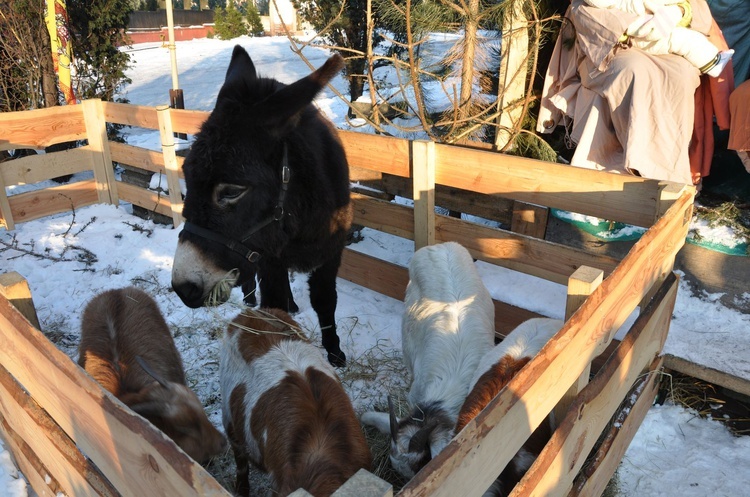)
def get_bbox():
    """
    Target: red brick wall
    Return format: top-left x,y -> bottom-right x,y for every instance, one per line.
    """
126,24 -> 214,45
